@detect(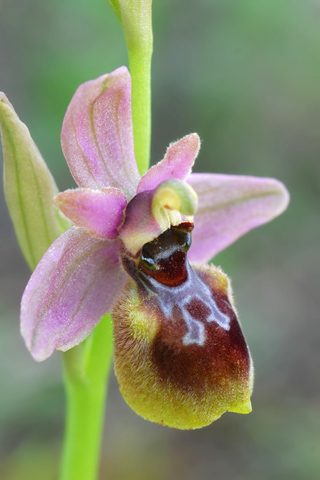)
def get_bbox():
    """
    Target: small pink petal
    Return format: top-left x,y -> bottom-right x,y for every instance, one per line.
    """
61,66 -> 140,198
137,133 -> 200,194
53,188 -> 127,239
187,173 -> 290,262
21,228 -> 126,361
